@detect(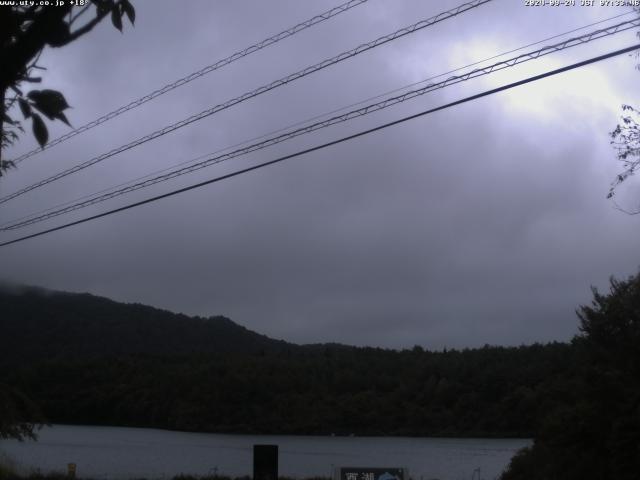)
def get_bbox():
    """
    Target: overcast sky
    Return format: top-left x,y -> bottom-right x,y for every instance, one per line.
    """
1,0 -> 639,349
